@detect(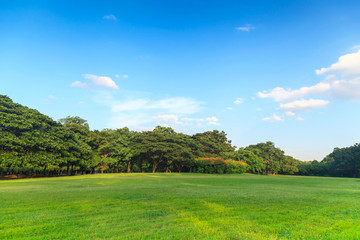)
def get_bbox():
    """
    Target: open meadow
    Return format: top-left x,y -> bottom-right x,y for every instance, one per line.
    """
1,173 -> 359,239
